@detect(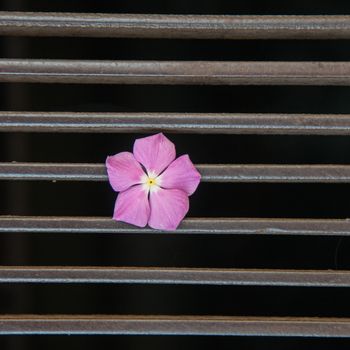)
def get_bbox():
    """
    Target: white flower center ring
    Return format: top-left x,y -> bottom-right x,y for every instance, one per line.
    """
141,171 -> 161,192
